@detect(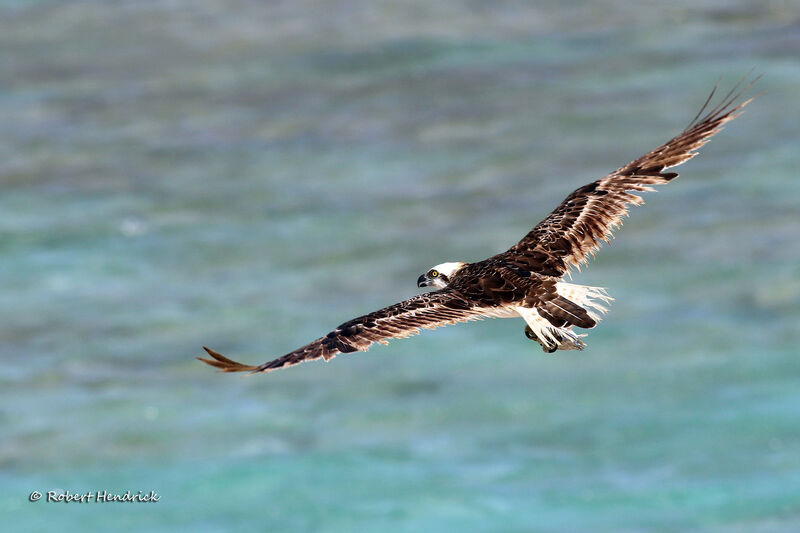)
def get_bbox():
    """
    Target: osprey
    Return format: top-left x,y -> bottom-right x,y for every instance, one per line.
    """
199,77 -> 756,374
